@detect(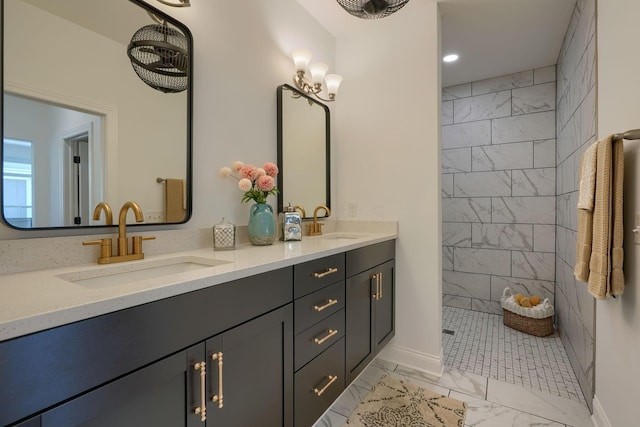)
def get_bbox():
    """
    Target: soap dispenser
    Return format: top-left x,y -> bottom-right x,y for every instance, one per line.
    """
281,203 -> 302,241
